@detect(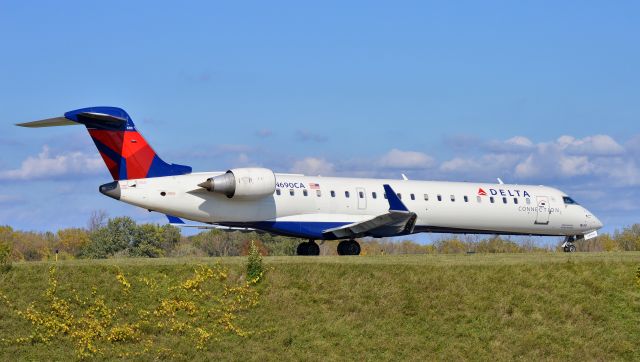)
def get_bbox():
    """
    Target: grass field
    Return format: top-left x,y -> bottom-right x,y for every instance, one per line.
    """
1,252 -> 639,361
